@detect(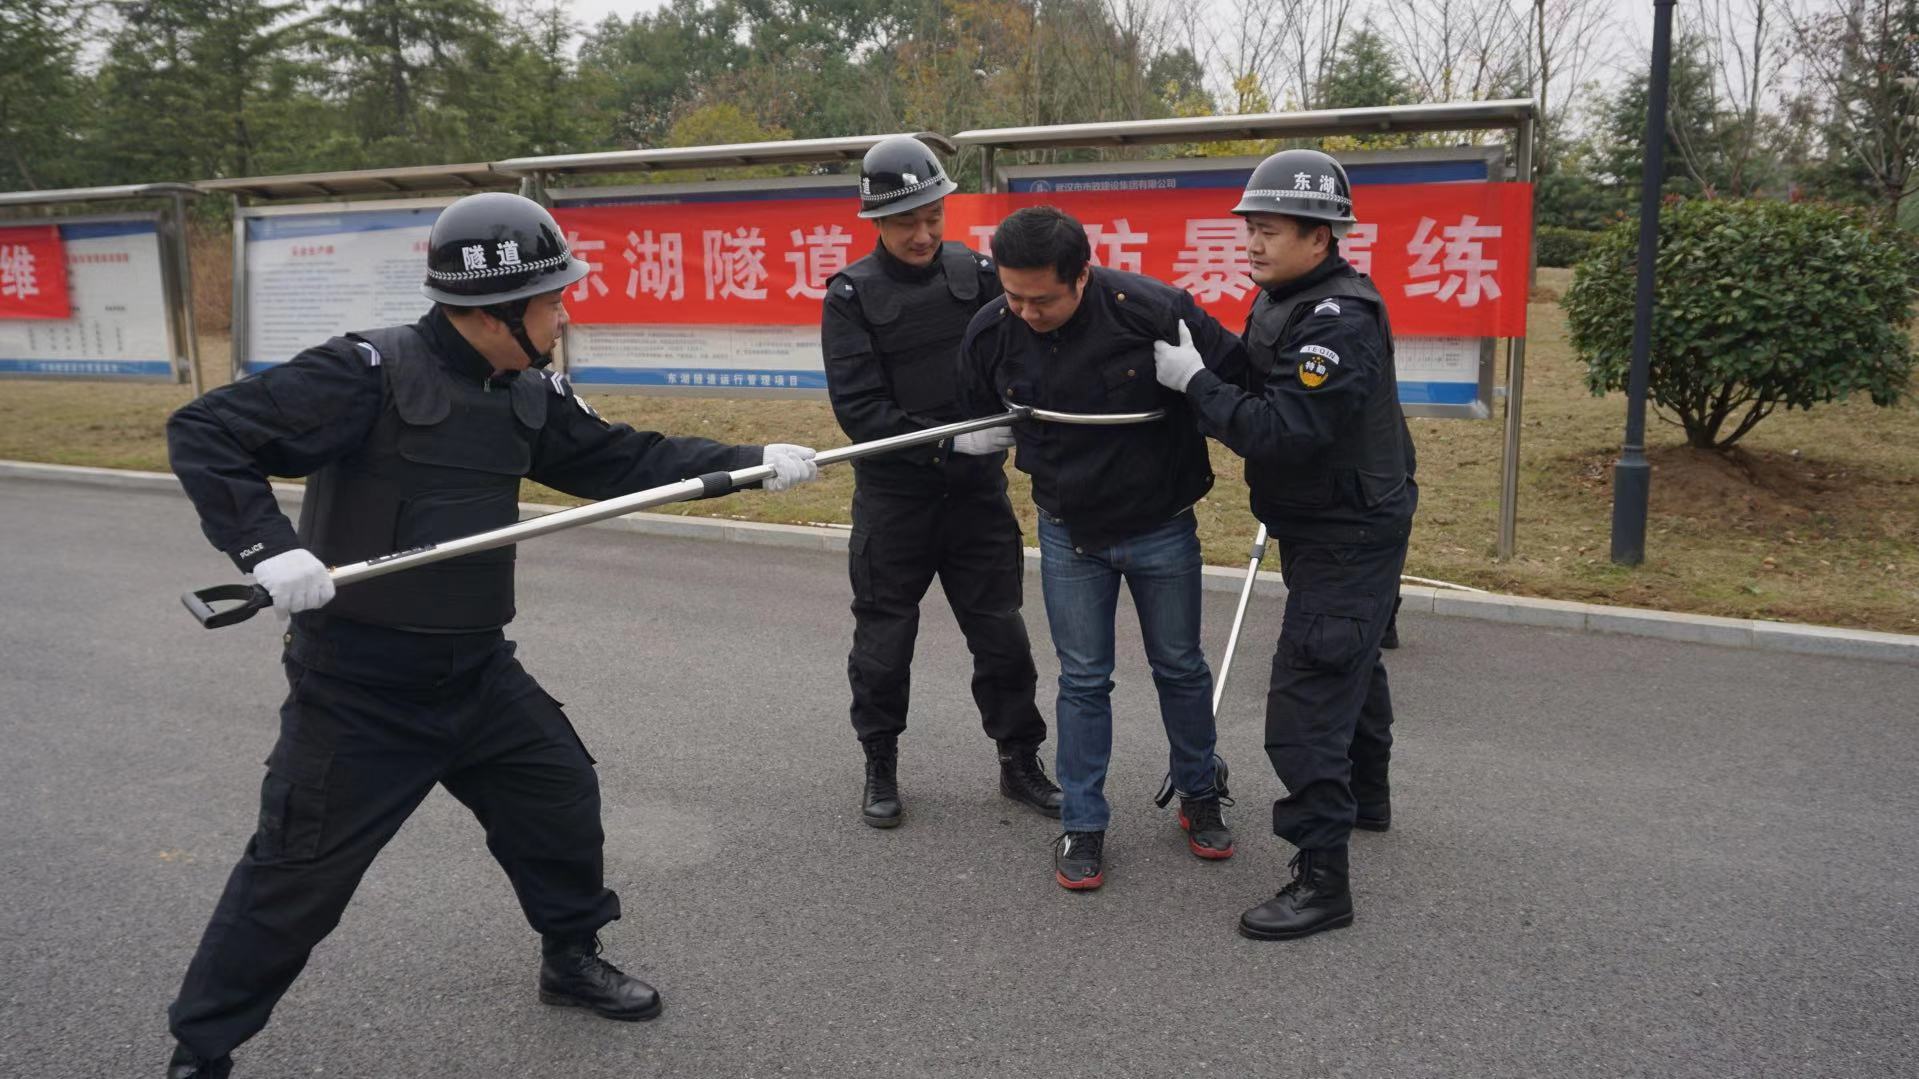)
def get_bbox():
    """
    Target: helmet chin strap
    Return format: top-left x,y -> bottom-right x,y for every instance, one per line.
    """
485,300 -> 553,368
508,317 -> 553,369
